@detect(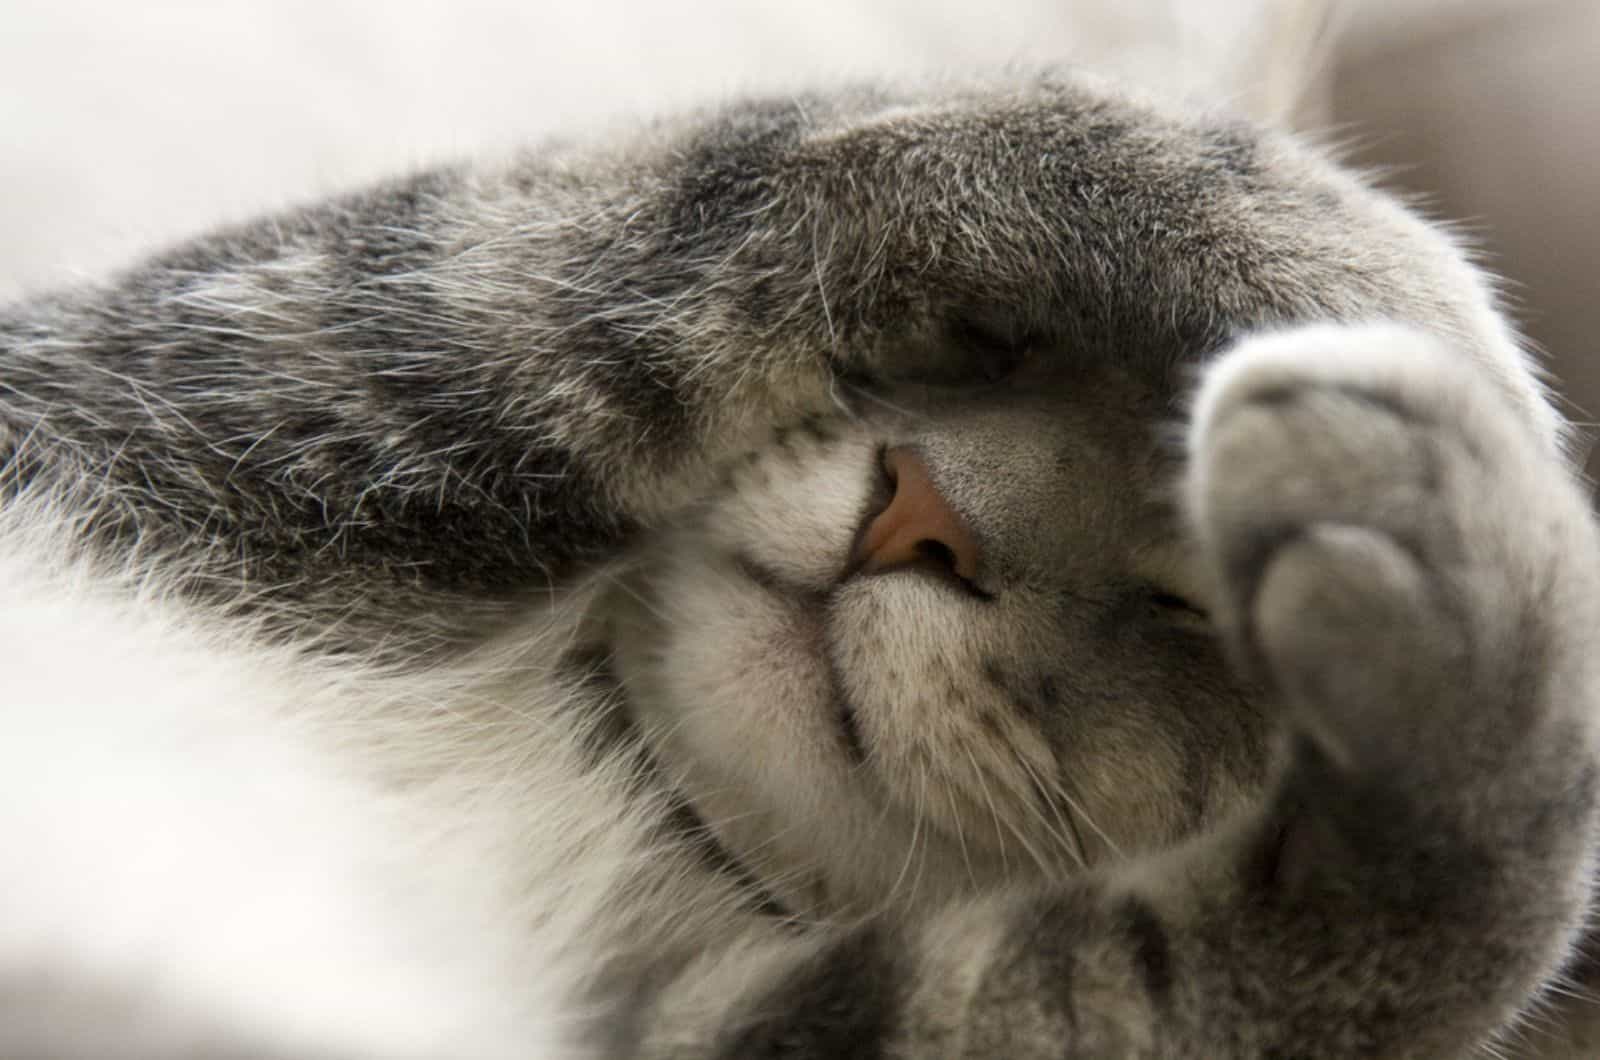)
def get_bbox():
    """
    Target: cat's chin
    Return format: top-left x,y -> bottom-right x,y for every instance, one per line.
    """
605,534 -> 1006,919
